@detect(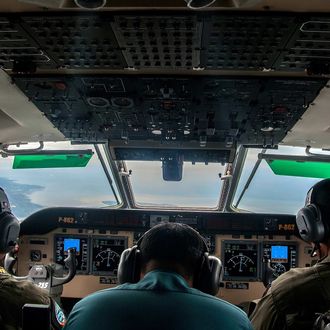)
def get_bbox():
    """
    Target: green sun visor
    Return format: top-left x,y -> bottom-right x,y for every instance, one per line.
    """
266,159 -> 330,179
13,150 -> 93,169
